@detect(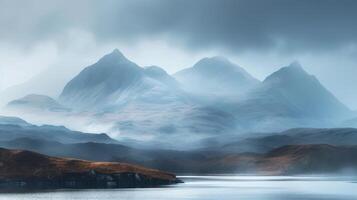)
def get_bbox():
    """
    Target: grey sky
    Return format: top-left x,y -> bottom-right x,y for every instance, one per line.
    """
0,0 -> 357,109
